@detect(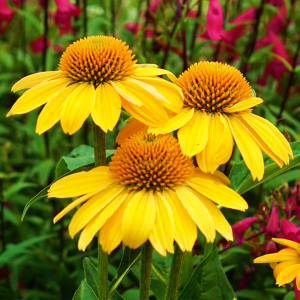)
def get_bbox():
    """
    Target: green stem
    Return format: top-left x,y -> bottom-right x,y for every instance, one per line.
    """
93,123 -> 108,300
139,241 -> 153,300
165,244 -> 185,300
